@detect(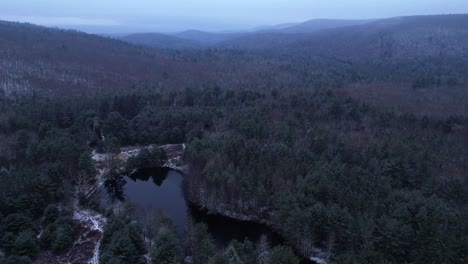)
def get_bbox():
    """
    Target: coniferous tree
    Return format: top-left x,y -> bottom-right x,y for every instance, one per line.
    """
12,230 -> 38,259
190,223 -> 215,264
269,246 -> 300,264
150,229 -> 181,264
256,235 -> 271,264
